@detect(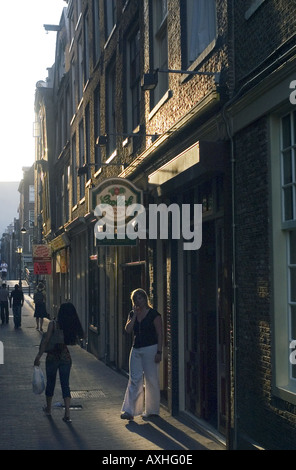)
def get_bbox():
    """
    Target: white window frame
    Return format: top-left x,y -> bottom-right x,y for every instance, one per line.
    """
29,210 -> 34,228
29,185 -> 35,203
271,111 -> 296,404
